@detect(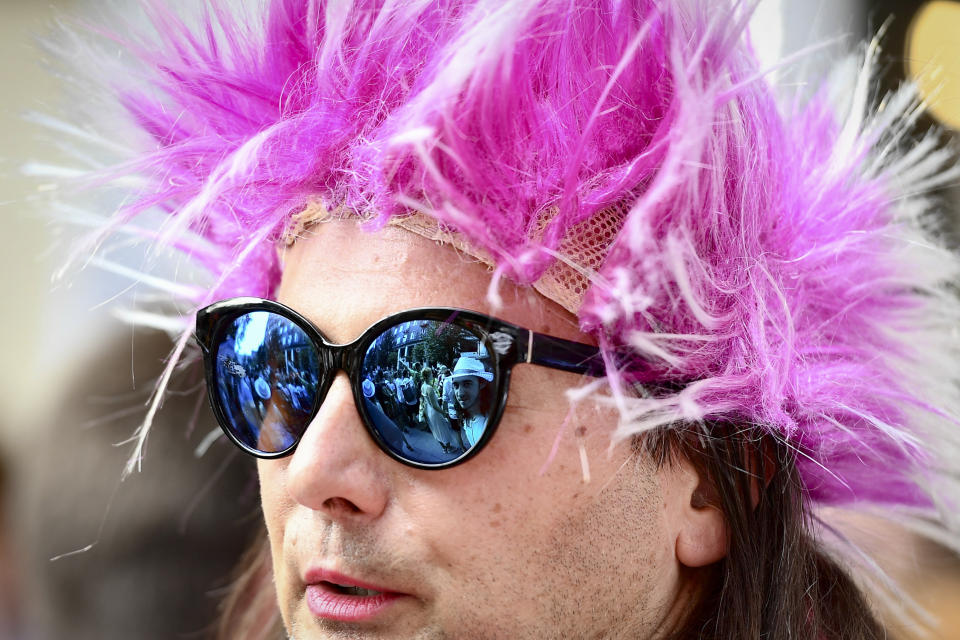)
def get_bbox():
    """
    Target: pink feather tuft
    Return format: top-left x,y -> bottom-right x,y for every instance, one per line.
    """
59,0 -> 960,520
